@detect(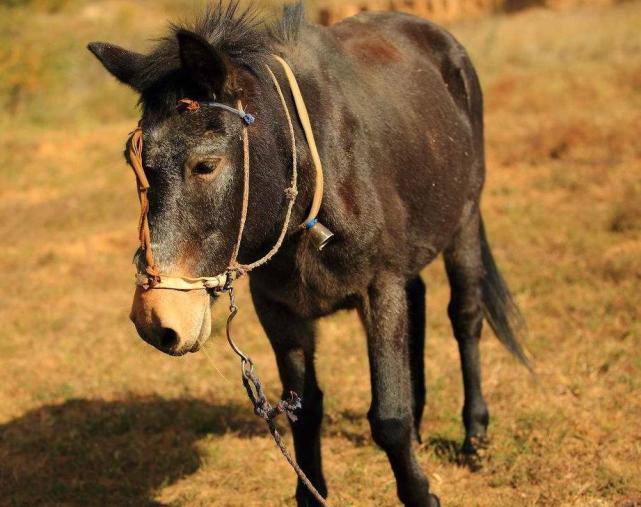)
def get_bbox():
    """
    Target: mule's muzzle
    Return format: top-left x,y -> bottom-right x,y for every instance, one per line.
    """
130,286 -> 211,356
131,317 -> 201,356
